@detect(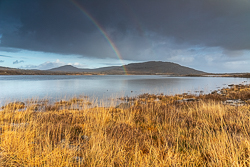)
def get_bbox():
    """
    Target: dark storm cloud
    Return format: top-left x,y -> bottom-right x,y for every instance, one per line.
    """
13,60 -> 24,64
0,0 -> 249,60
